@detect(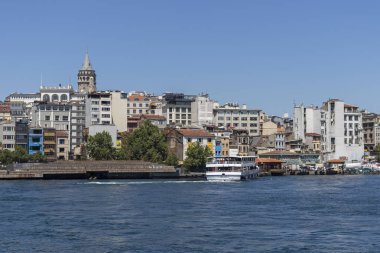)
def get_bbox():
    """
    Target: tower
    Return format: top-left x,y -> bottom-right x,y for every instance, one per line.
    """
77,50 -> 96,93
